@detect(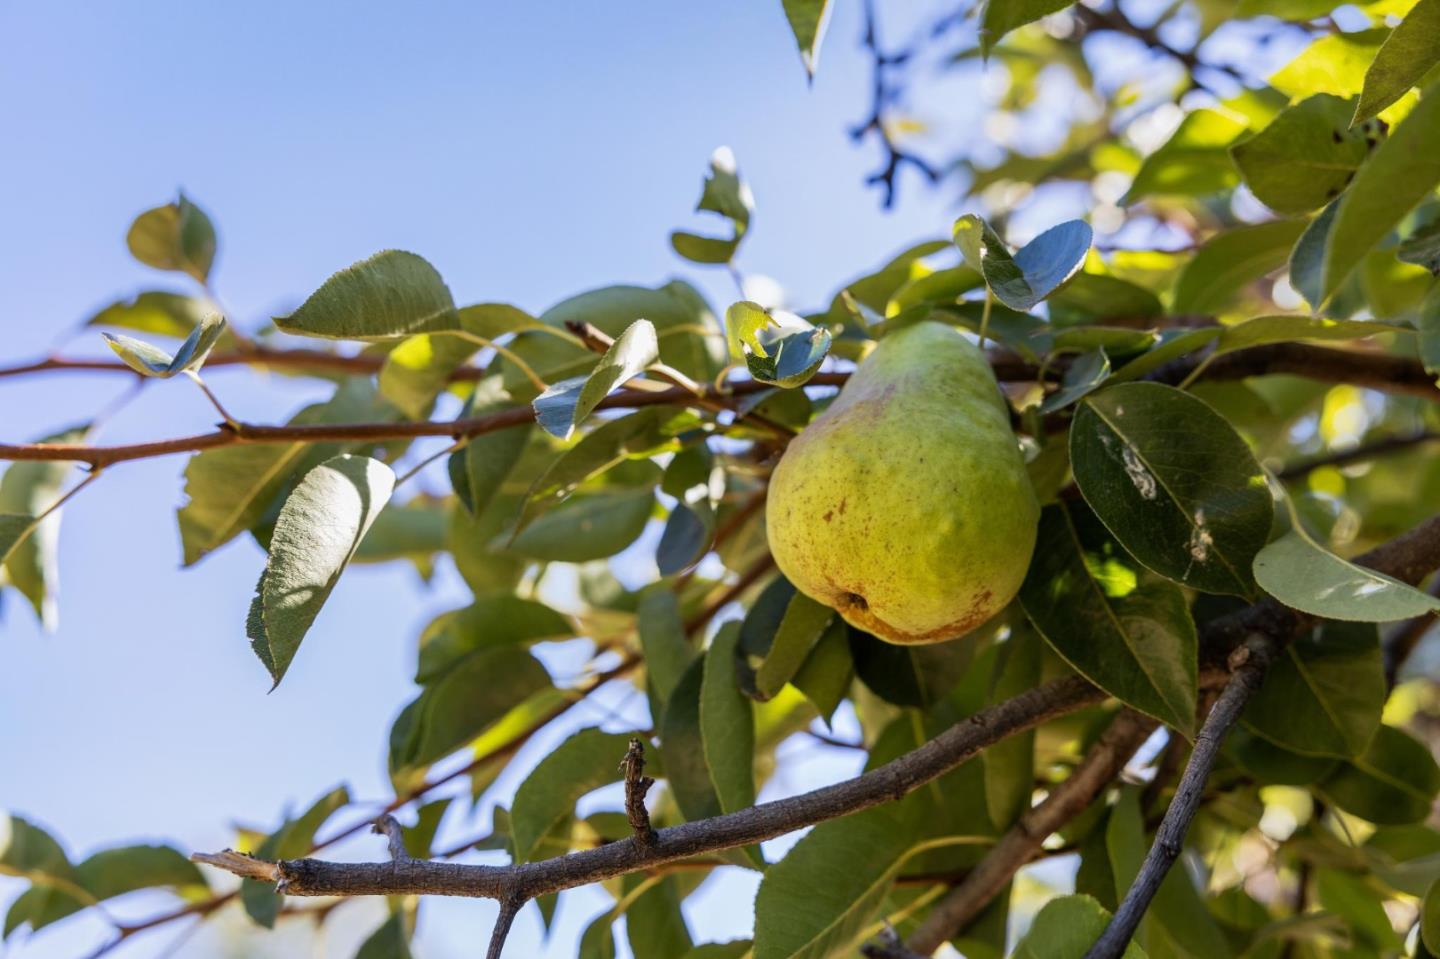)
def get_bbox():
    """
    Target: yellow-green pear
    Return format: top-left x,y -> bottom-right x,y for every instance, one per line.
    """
766,320 -> 1038,645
